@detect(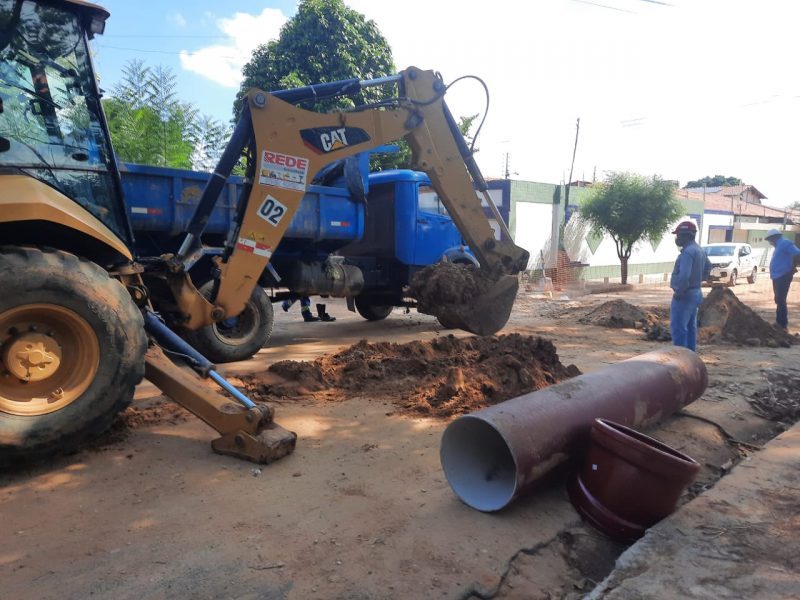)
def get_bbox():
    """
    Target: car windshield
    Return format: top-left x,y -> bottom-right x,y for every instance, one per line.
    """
704,246 -> 735,257
0,0 -> 129,243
